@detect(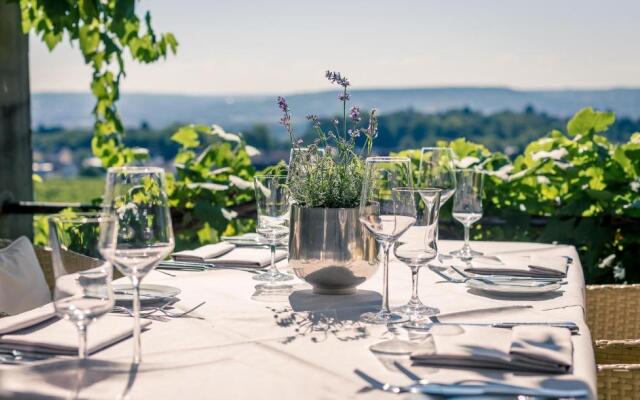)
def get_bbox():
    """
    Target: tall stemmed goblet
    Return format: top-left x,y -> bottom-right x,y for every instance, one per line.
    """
49,212 -> 117,359
100,167 -> 175,364
450,169 -> 484,259
253,175 -> 293,283
418,147 -> 457,240
359,157 -> 416,324
393,188 -> 441,321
